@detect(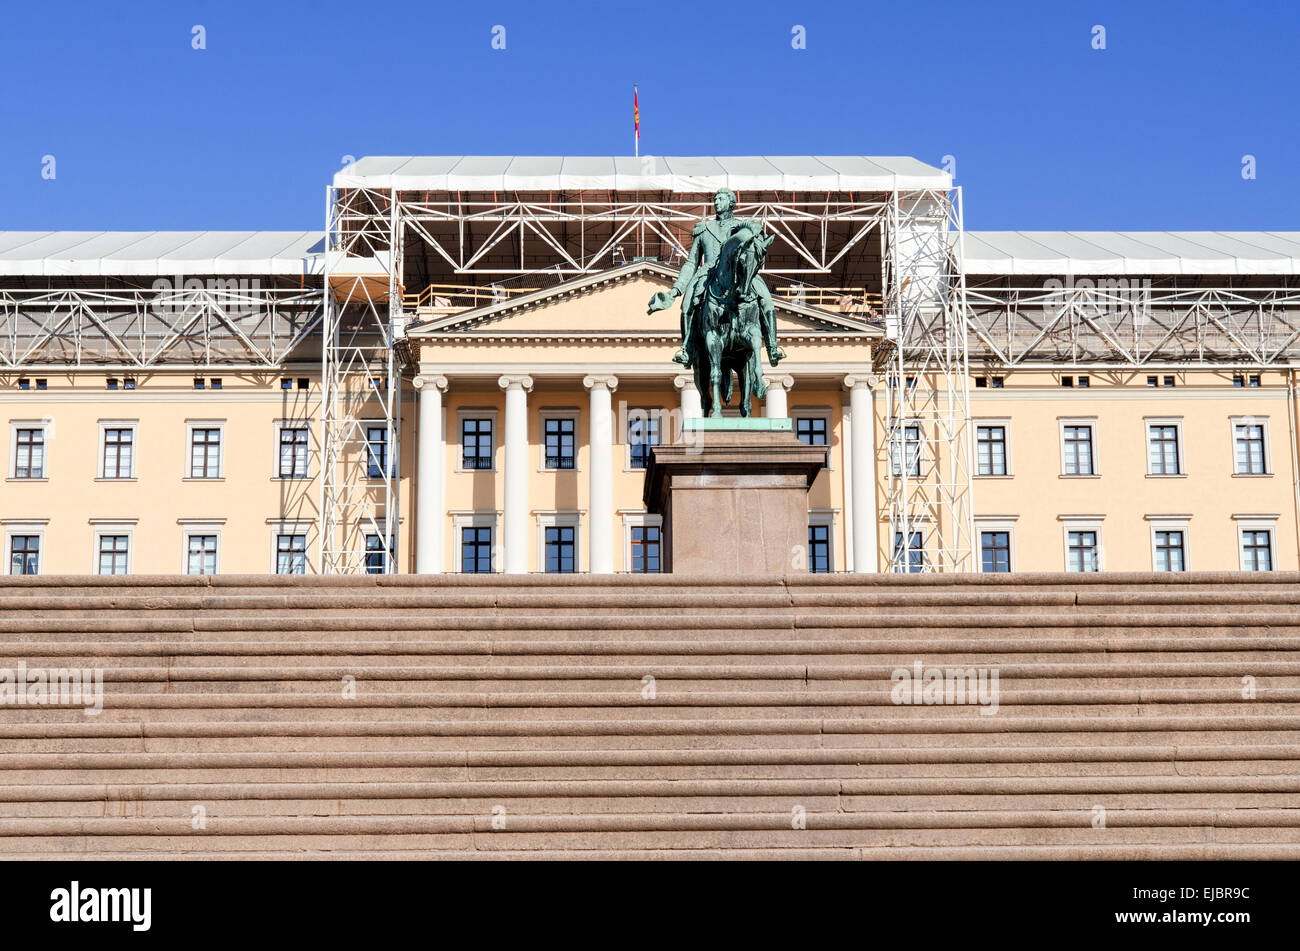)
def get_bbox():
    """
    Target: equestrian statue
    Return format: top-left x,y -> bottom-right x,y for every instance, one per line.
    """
648,188 -> 785,417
